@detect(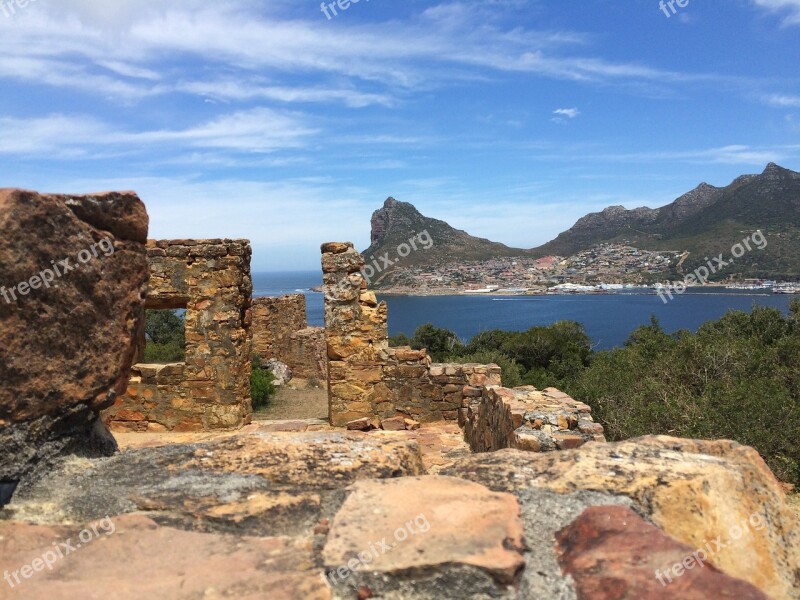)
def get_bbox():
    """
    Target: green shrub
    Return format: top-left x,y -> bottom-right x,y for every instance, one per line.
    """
143,309 -> 186,362
250,356 -> 276,410
143,341 -> 185,363
568,307 -> 800,486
